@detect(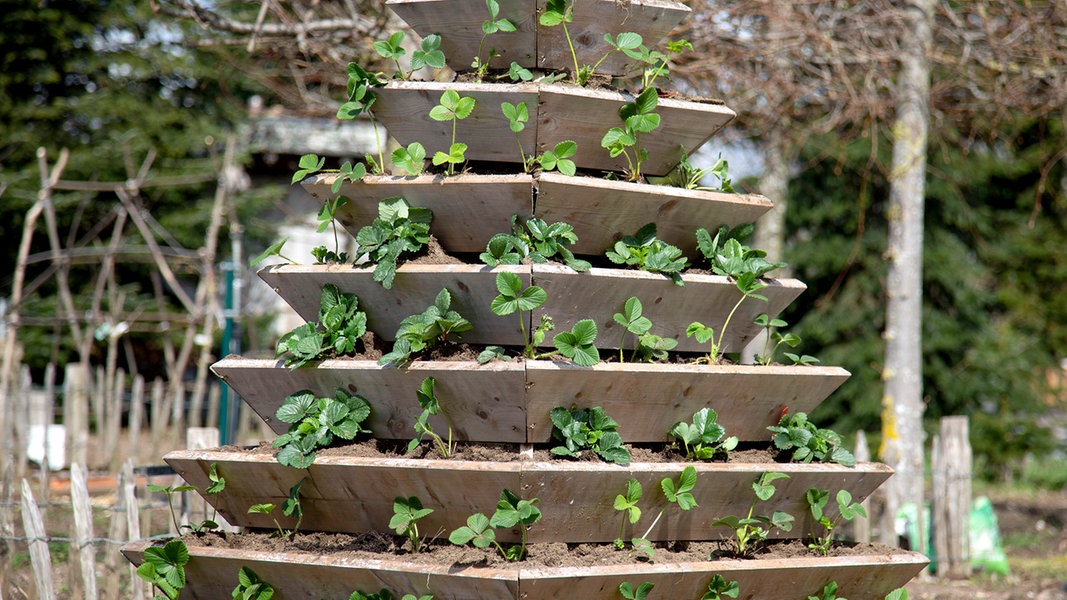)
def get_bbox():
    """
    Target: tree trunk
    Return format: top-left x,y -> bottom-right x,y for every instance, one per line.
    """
879,0 -> 935,553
